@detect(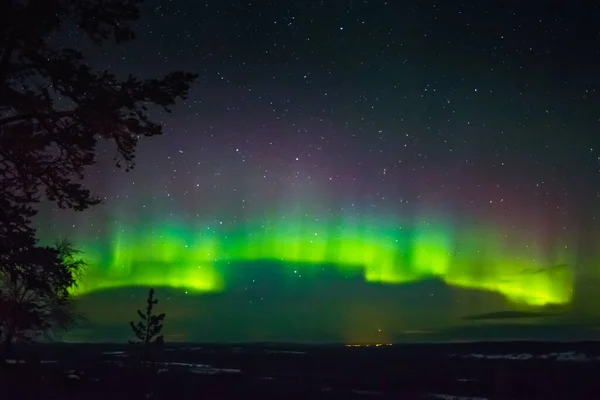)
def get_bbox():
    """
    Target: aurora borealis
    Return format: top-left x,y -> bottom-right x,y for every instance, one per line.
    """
74,212 -> 574,307
34,0 -> 600,342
